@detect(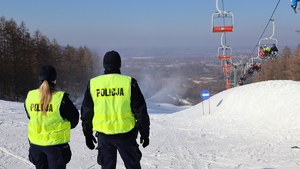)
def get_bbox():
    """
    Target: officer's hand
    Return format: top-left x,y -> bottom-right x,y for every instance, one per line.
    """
85,135 -> 97,150
140,137 -> 149,148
